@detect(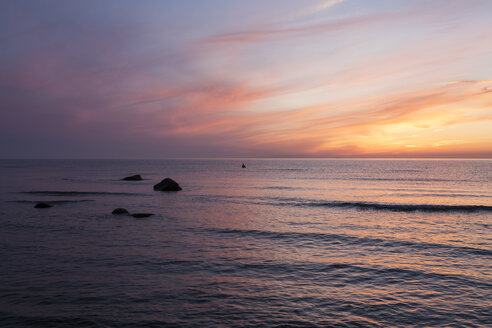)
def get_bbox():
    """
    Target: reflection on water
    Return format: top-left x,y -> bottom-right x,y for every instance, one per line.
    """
0,159 -> 491,327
